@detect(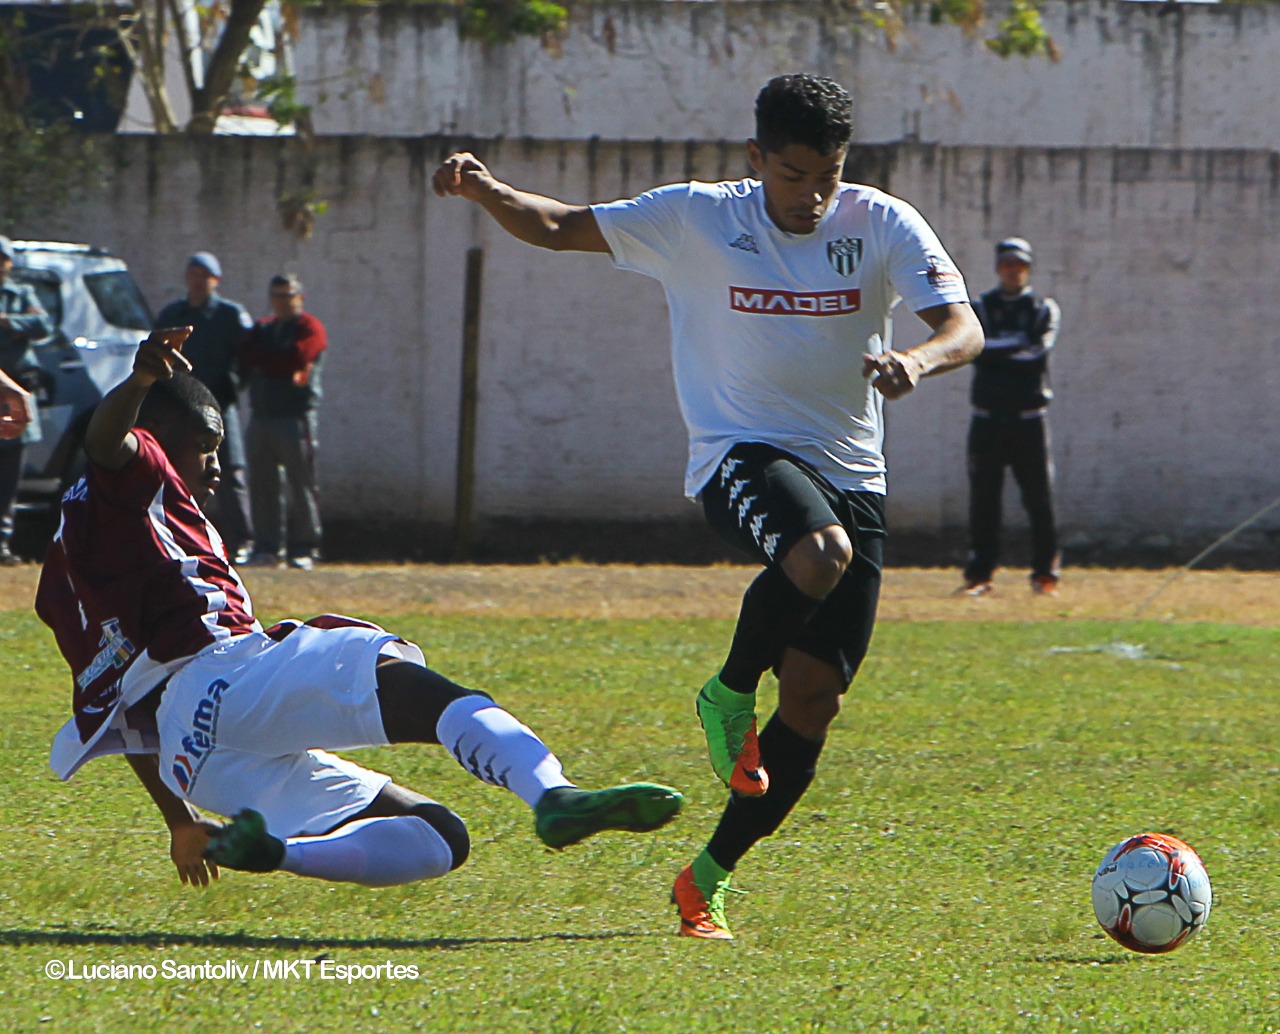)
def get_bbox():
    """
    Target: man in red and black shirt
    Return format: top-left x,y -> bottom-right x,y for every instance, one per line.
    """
239,274 -> 327,570
37,330 -> 682,890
